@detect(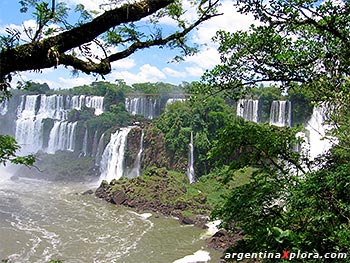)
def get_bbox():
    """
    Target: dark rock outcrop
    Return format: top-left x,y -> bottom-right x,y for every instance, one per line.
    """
111,190 -> 128,205
207,230 -> 243,251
